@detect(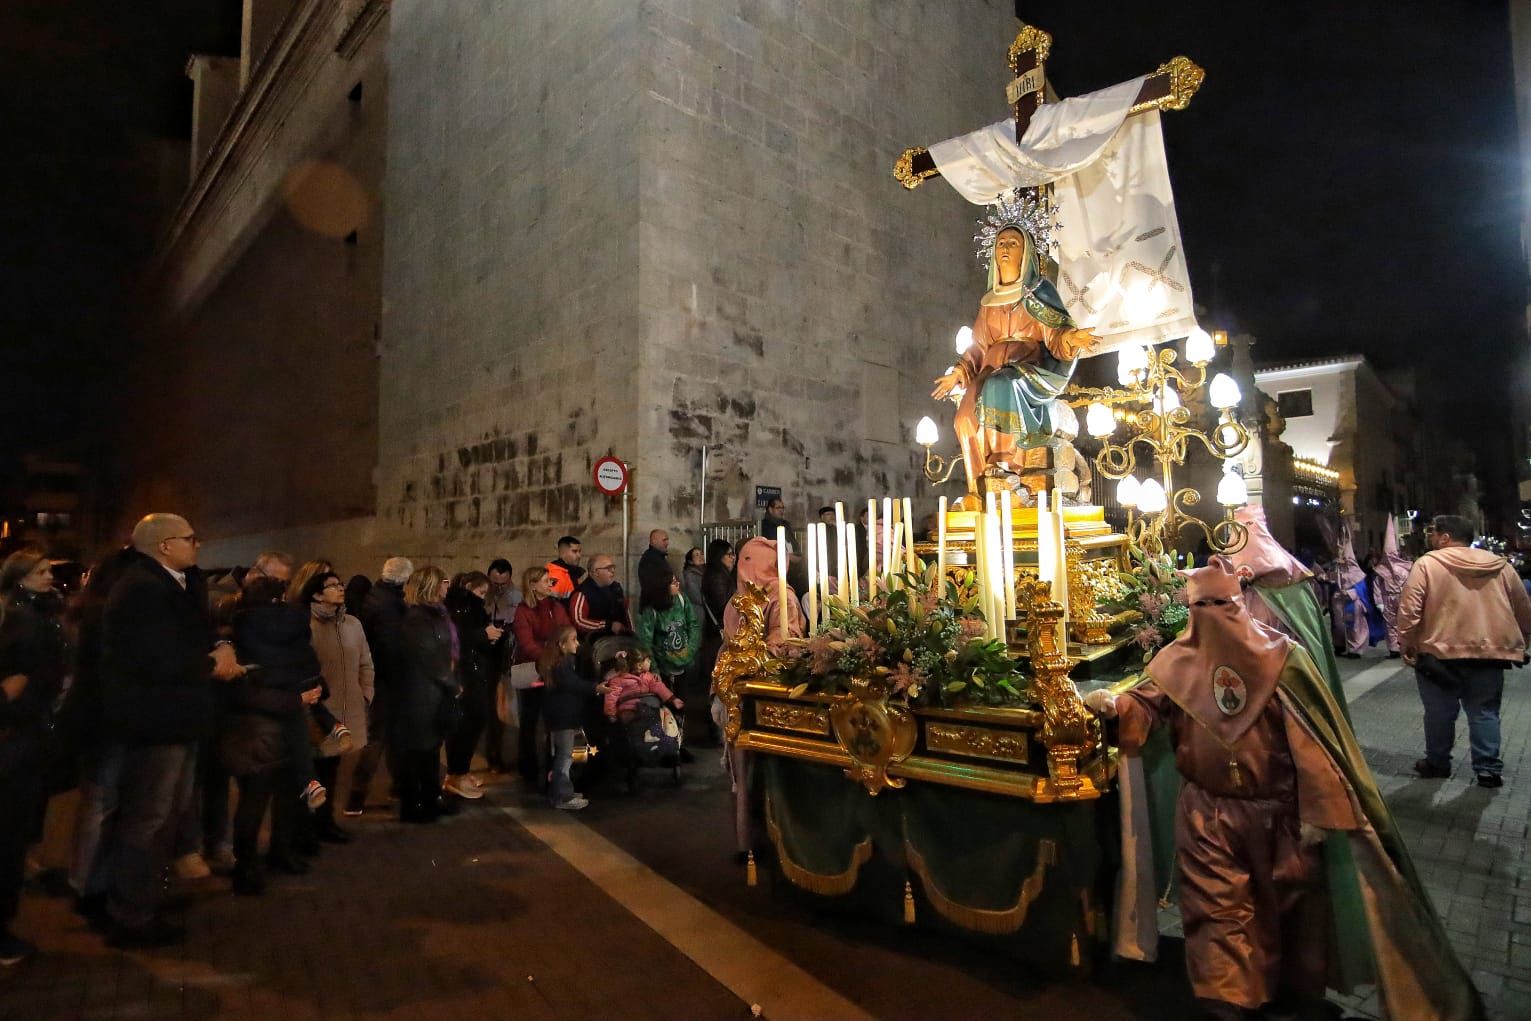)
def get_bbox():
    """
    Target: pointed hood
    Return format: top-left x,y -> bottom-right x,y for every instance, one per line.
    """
1373,516 -> 1413,591
1230,505 -> 1310,586
1146,556 -> 1294,745
1333,519 -> 1365,589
